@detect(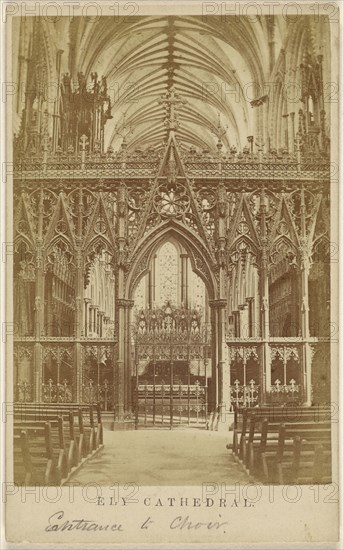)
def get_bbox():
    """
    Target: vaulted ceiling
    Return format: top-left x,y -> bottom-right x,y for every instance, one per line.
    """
14,14 -> 330,154
68,16 -> 285,153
